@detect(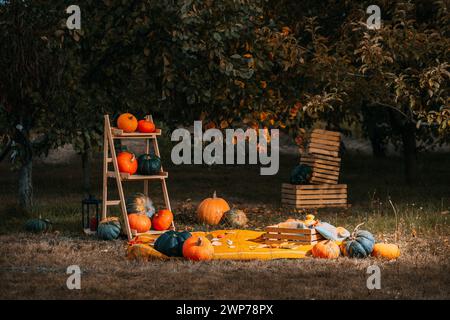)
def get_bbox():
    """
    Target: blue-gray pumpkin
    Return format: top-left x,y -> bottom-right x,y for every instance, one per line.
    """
154,230 -> 192,257
137,154 -> 161,175
25,218 -> 52,233
344,230 -> 375,258
97,217 -> 121,240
